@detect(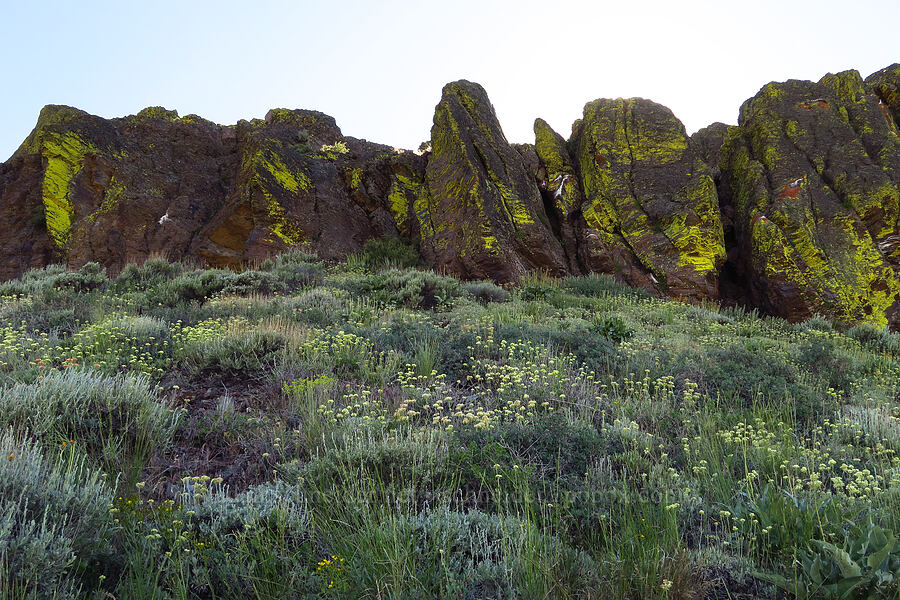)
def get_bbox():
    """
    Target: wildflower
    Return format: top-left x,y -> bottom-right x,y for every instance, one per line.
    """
660,579 -> 673,591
